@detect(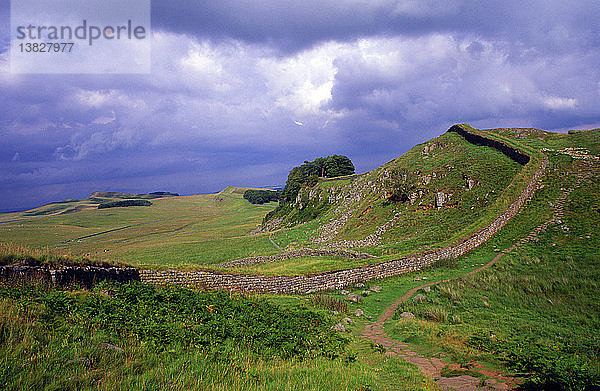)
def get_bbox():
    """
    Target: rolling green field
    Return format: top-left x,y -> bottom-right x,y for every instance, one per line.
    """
0,187 -> 280,269
0,125 -> 598,390
1,126 -> 598,277
0,129 -> 527,274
